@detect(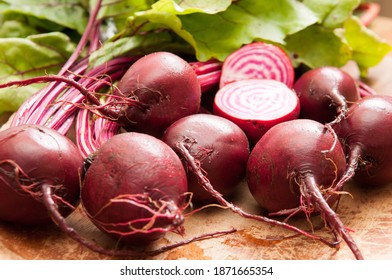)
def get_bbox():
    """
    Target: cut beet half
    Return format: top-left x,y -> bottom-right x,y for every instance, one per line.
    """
219,42 -> 295,89
213,79 -> 300,145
